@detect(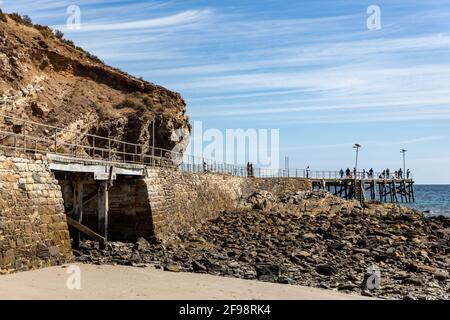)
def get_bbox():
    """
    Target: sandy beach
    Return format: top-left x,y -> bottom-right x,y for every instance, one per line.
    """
0,264 -> 370,300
